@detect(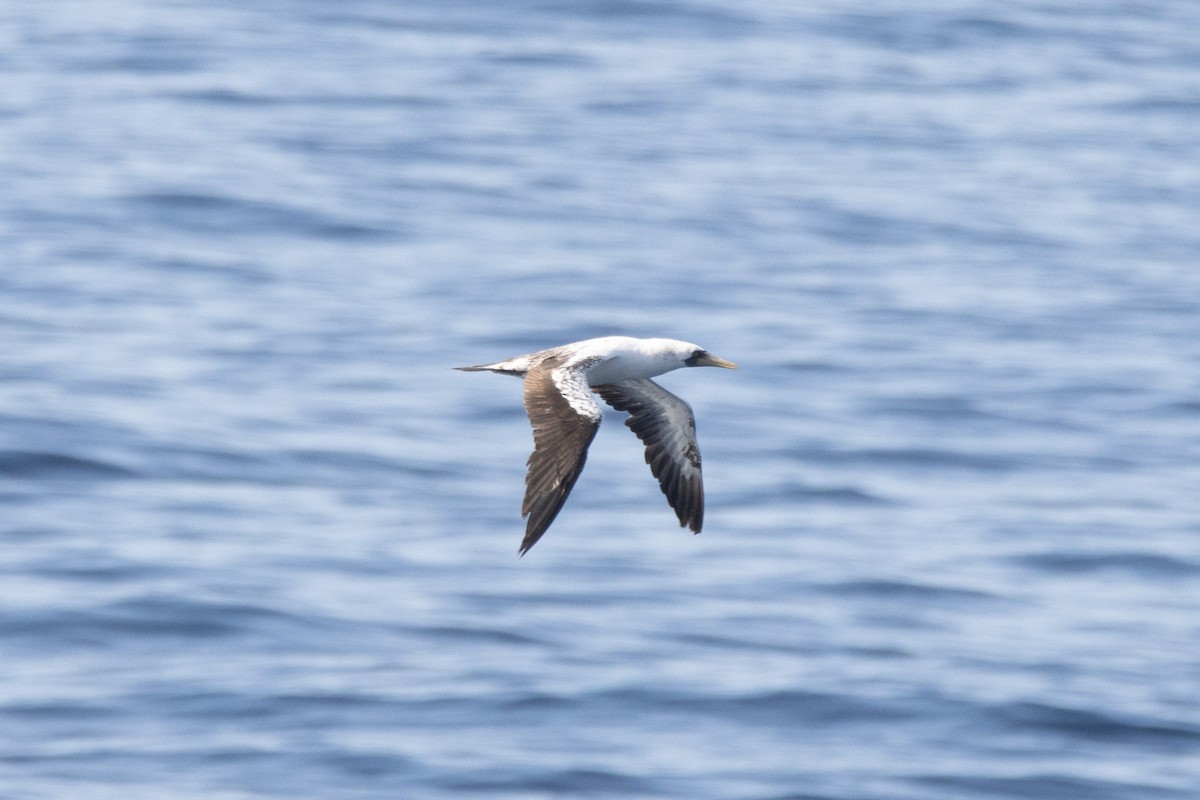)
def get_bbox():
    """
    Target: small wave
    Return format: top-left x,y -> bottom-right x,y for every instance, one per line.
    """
448,767 -> 658,795
595,687 -> 911,726
557,0 -> 757,34
125,191 -> 394,240
1013,551 -> 1200,578
0,596 -> 312,646
27,559 -> 172,583
812,446 -> 1023,472
135,445 -> 269,483
1102,96 -> 1200,115
0,450 -> 135,479
315,752 -> 414,779
2,700 -> 117,722
778,359 -> 851,374
820,579 -> 997,602
784,484 -> 893,505
284,448 -> 446,478
496,686 -> 911,729
869,394 -> 999,421
996,701 -> 1200,747
1169,399 -> 1200,414
94,53 -> 203,75
917,772 -> 1163,800
171,89 -> 448,109
730,482 -> 894,507
414,625 -> 543,647
481,49 -> 595,68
